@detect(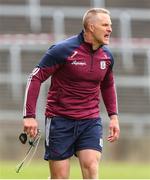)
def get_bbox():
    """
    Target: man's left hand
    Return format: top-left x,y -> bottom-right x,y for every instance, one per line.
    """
107,115 -> 120,142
